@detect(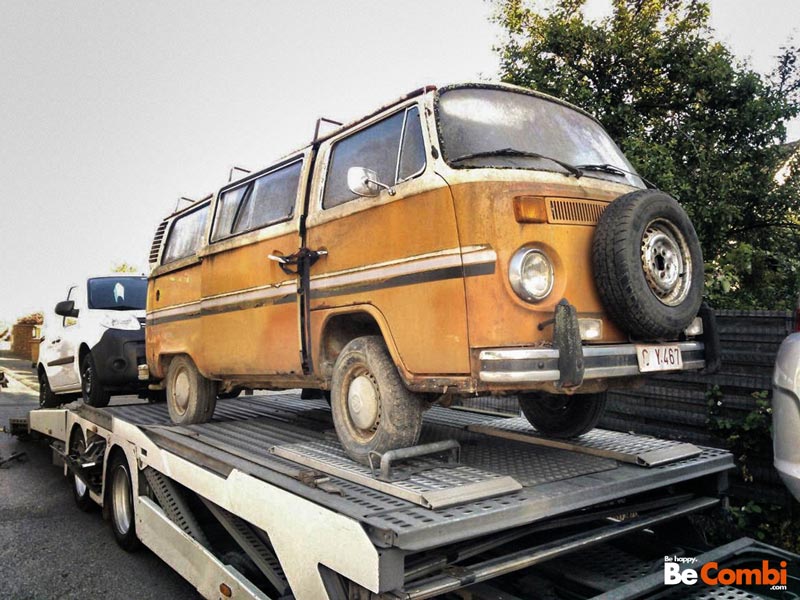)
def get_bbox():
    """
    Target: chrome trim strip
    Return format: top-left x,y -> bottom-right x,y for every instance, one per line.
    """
479,342 -> 705,383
